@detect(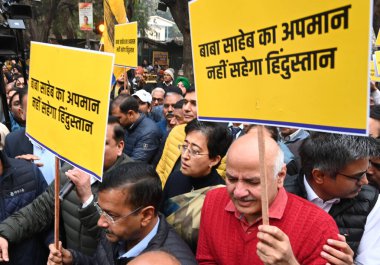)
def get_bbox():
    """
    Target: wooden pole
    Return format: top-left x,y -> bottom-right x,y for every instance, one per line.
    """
258,125 -> 269,225
54,157 -> 60,249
